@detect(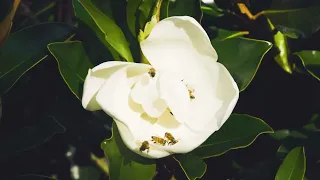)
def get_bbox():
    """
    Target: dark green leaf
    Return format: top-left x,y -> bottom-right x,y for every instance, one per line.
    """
275,147 -> 306,180
193,114 -> 273,159
14,174 -> 57,180
212,37 -> 272,91
101,122 -> 156,180
264,5 -> 320,38
138,0 -> 153,28
174,154 -> 207,180
168,0 -> 202,22
0,23 -> 74,96
201,3 -> 225,17
72,0 -> 121,61
270,129 -> 291,140
48,41 -> 92,100
78,166 -> 102,180
78,0 -> 133,62
295,50 -> 320,81
209,27 -> 248,41
0,116 -> 65,161
127,0 -> 143,37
